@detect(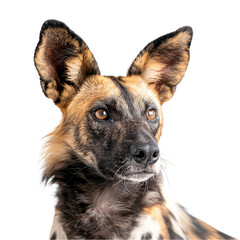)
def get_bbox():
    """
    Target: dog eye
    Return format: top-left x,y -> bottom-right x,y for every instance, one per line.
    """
146,109 -> 156,120
94,109 -> 110,120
